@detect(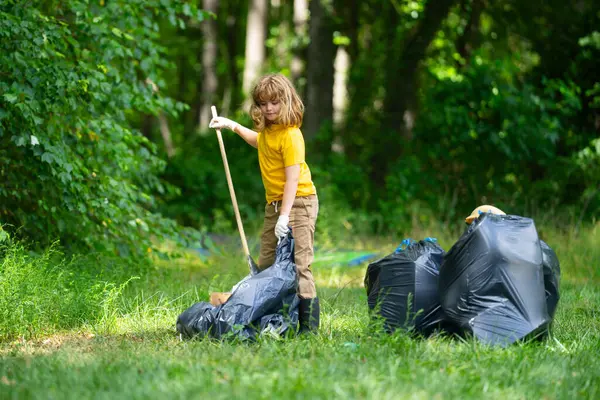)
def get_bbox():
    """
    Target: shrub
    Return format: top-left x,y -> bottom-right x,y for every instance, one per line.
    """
0,0 -> 206,255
